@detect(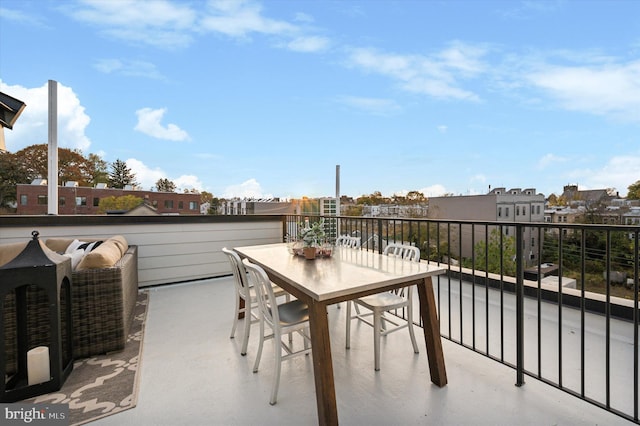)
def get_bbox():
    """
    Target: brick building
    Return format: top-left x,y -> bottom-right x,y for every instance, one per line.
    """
16,181 -> 201,215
